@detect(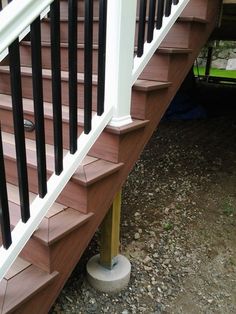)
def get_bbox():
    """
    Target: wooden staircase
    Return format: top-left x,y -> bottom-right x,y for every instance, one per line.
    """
0,0 -> 221,312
